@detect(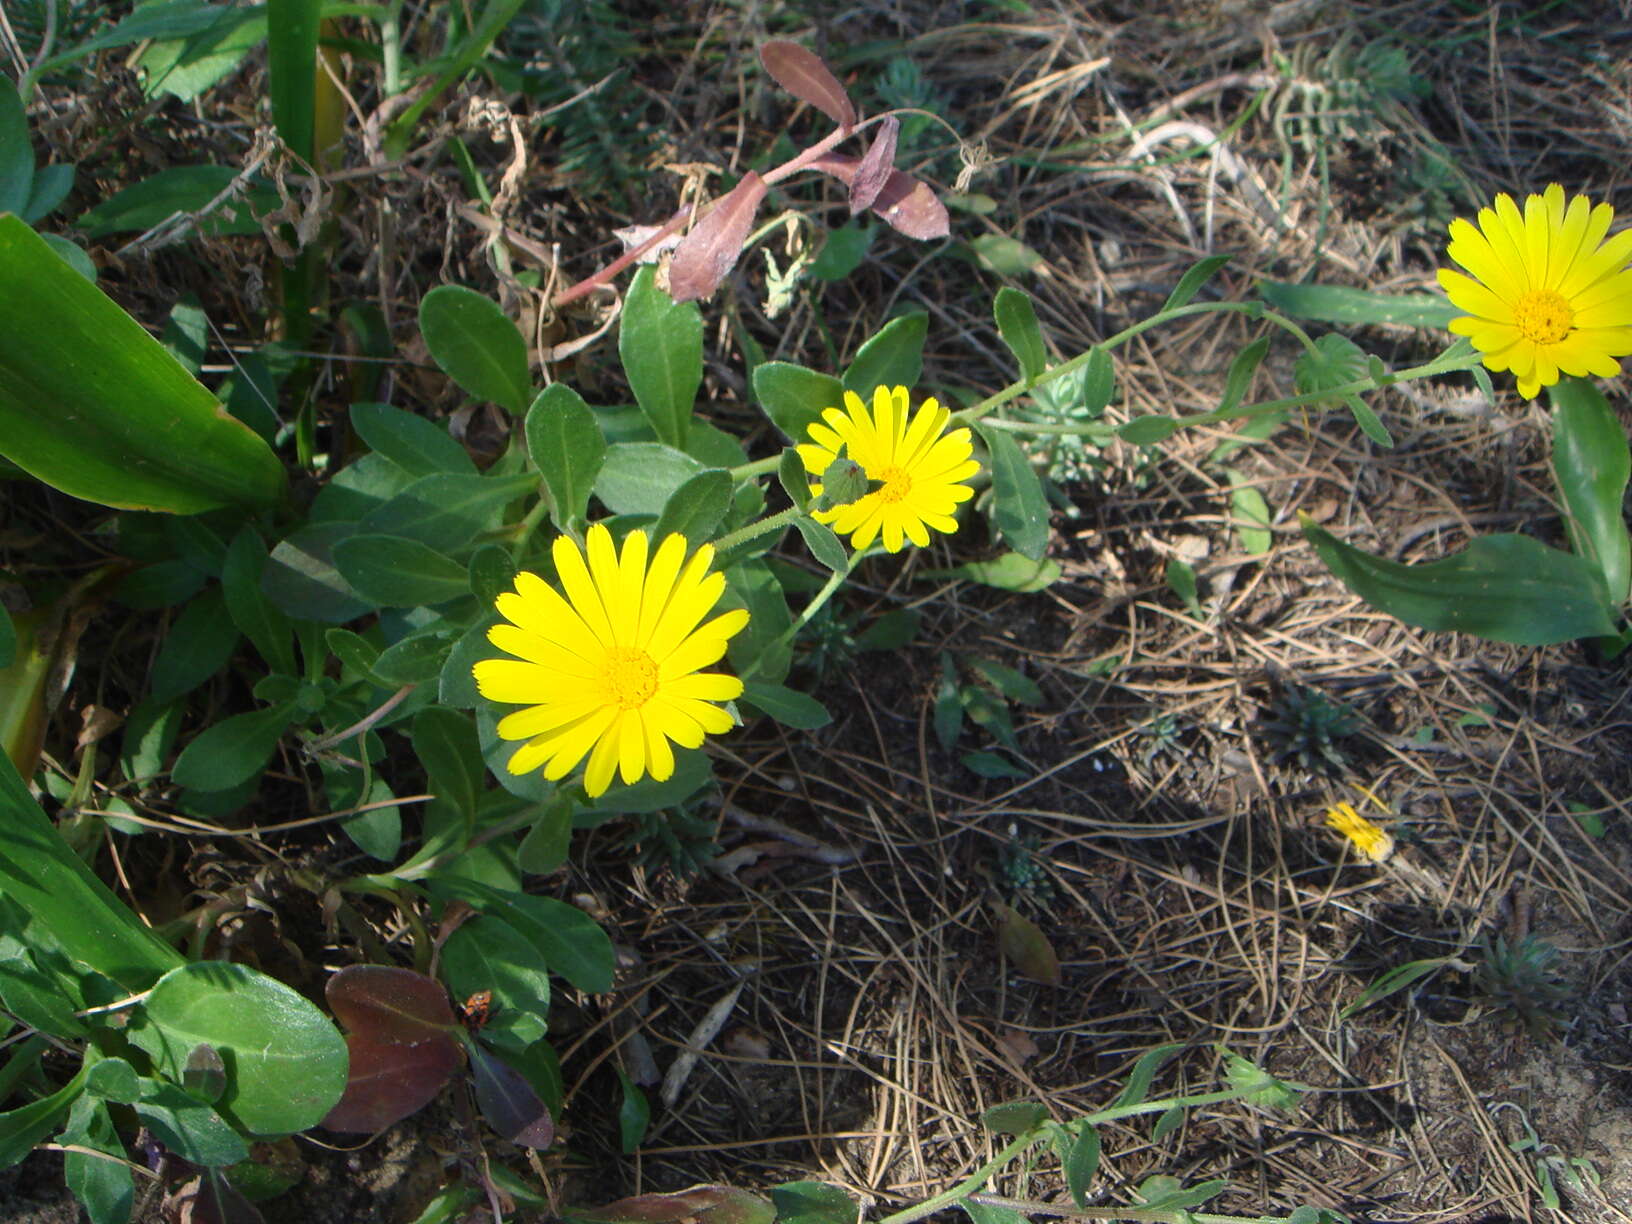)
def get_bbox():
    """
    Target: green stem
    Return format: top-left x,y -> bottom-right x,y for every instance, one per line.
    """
380,0 -> 403,95
712,505 -> 801,557
875,1133 -> 1037,1224
965,1193 -> 1303,1224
